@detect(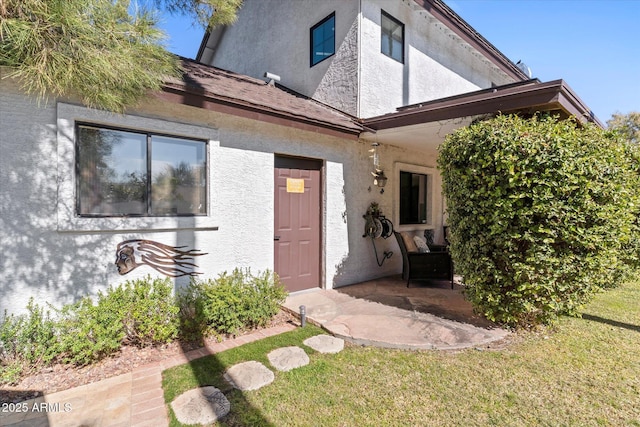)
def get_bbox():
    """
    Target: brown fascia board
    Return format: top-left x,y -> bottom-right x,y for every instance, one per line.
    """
157,84 -> 363,140
363,80 -> 602,130
396,79 -> 542,111
554,81 -> 603,127
413,0 -> 528,81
